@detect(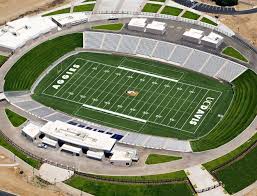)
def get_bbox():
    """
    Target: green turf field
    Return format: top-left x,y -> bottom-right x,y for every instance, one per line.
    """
33,52 -> 233,140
